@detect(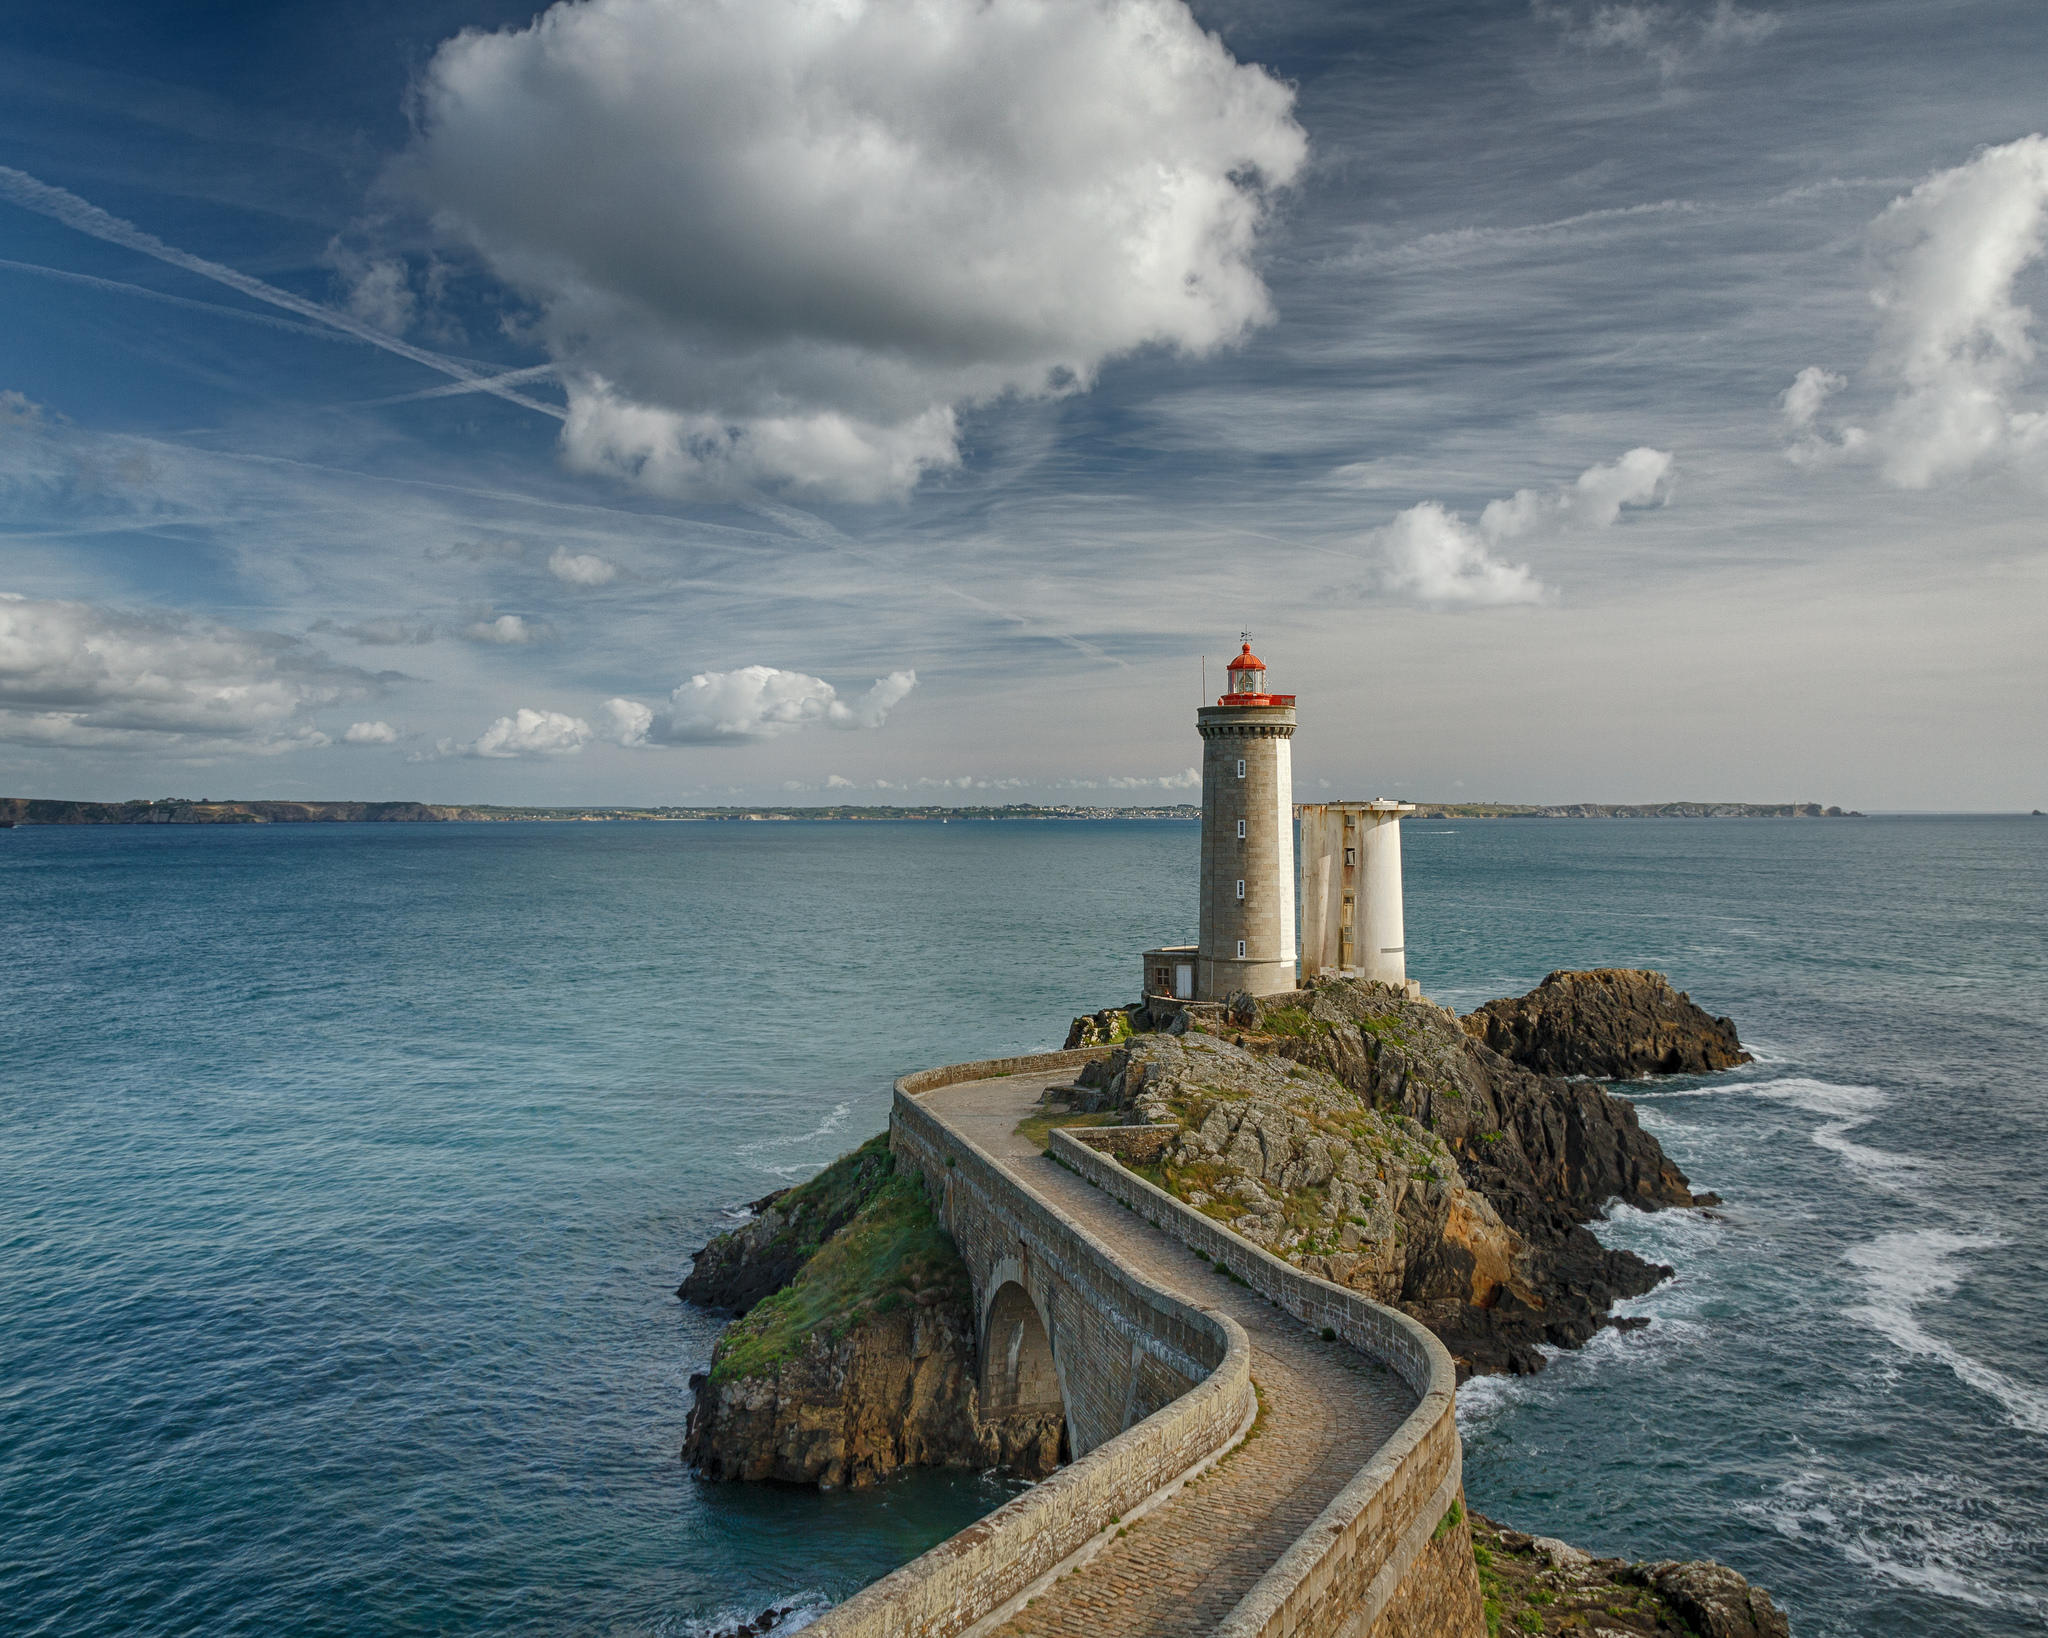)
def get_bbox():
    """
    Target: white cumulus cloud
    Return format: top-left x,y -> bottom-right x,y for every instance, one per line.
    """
1784,135 -> 2048,487
1372,503 -> 1551,608
608,665 -> 917,745
461,611 -> 550,644
442,706 -> 594,758
402,0 -> 1306,500
1365,448 -> 1672,607
546,547 -> 617,586
0,592 -> 368,752
343,720 -> 398,744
